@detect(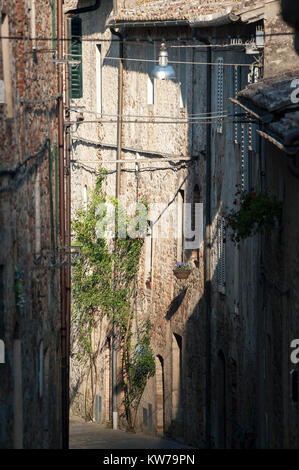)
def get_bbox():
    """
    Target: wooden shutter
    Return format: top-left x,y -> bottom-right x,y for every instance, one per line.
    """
51,0 -> 56,51
69,17 -> 82,99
